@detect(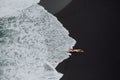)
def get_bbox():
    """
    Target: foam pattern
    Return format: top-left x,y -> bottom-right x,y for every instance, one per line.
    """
0,4 -> 76,80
